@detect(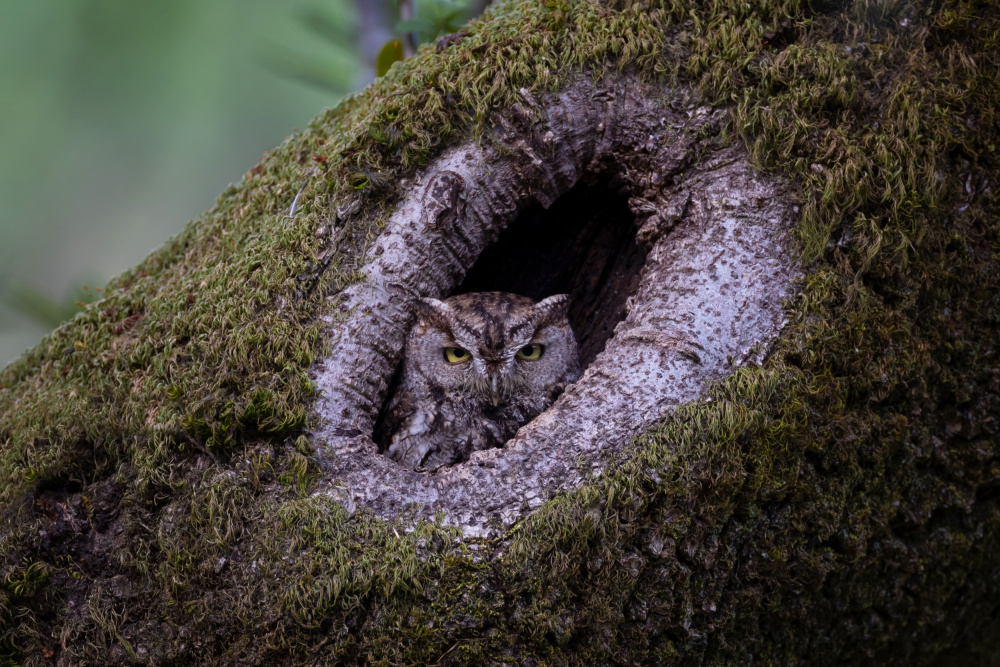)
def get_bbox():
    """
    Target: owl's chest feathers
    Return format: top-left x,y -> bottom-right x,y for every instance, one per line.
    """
430,389 -> 545,440
386,388 -> 544,469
